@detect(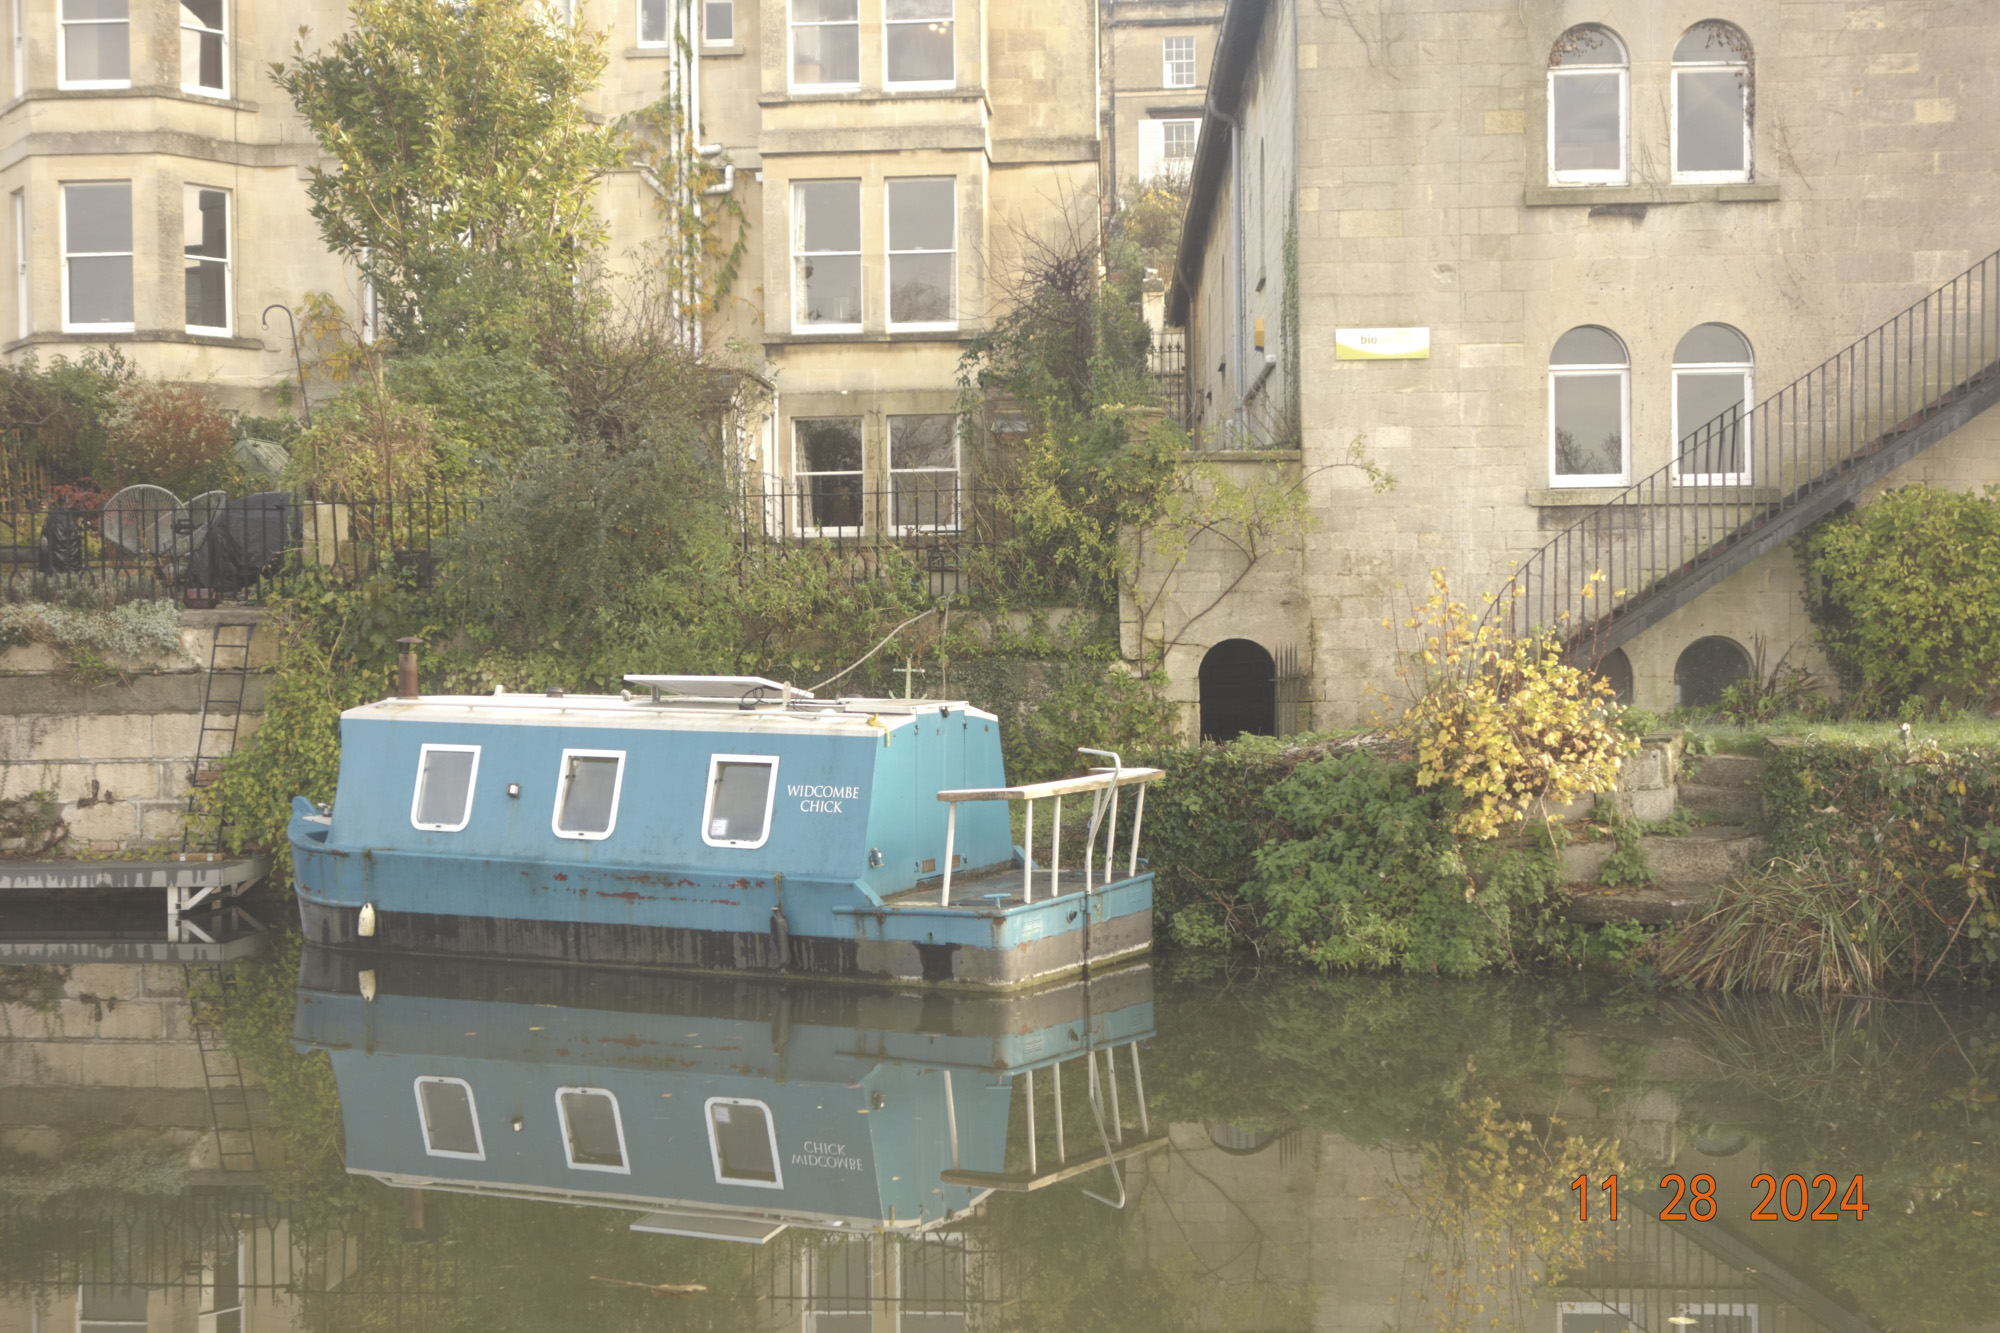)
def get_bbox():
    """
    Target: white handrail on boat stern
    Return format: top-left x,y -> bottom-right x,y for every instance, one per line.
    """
934,760 -> 1165,906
